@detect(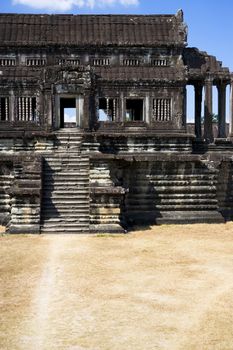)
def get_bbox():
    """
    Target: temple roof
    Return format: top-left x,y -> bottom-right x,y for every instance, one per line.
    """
0,12 -> 186,47
183,48 -> 231,81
